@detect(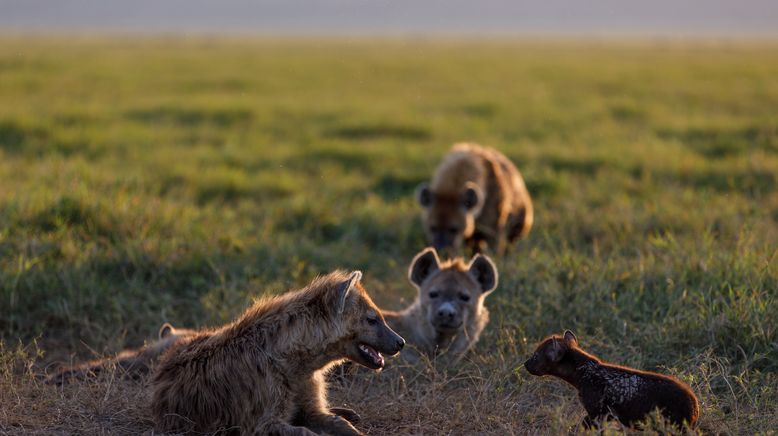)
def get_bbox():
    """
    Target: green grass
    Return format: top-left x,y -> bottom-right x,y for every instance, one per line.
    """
0,36 -> 777,434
